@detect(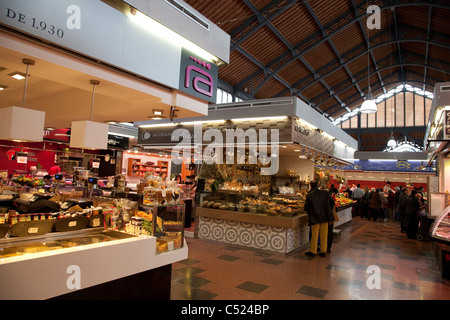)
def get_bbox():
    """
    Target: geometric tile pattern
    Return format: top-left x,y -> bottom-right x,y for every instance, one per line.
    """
171,218 -> 450,300
198,216 -> 309,253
